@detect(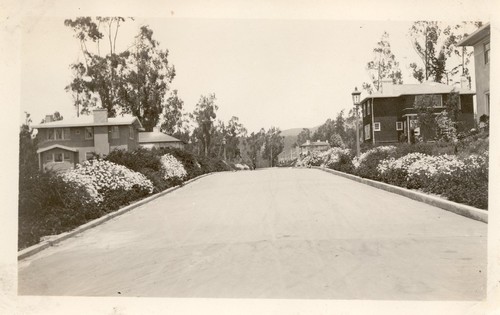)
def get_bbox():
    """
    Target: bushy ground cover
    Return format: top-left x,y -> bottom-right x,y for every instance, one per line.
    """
19,148 -> 233,250
295,134 -> 489,210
